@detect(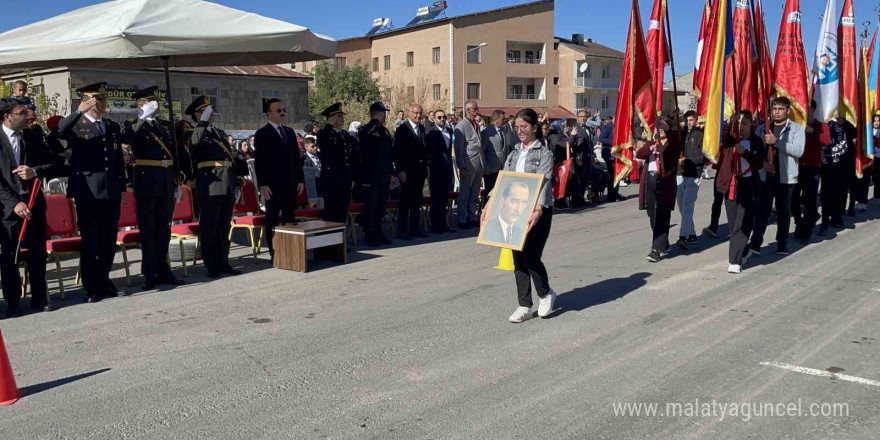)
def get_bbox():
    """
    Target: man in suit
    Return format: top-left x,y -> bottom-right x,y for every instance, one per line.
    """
454,99 -> 484,228
482,181 -> 529,245
426,109 -> 455,234
481,110 -> 514,206
358,102 -> 394,247
317,103 -> 355,224
186,95 -> 244,278
253,98 -> 304,262
0,99 -> 66,317
123,86 -> 184,291
301,135 -> 321,197
58,82 -> 126,302
393,104 -> 429,239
